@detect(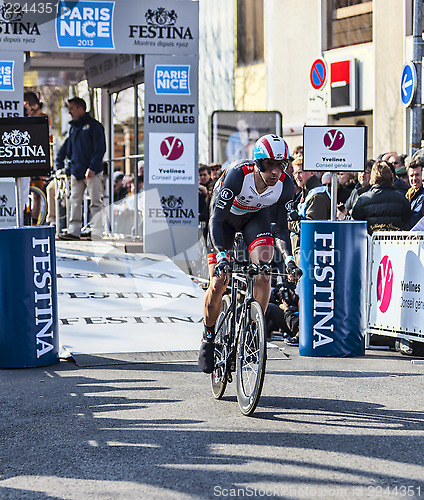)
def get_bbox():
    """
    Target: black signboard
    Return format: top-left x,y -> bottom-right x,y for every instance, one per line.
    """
0,116 -> 51,178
